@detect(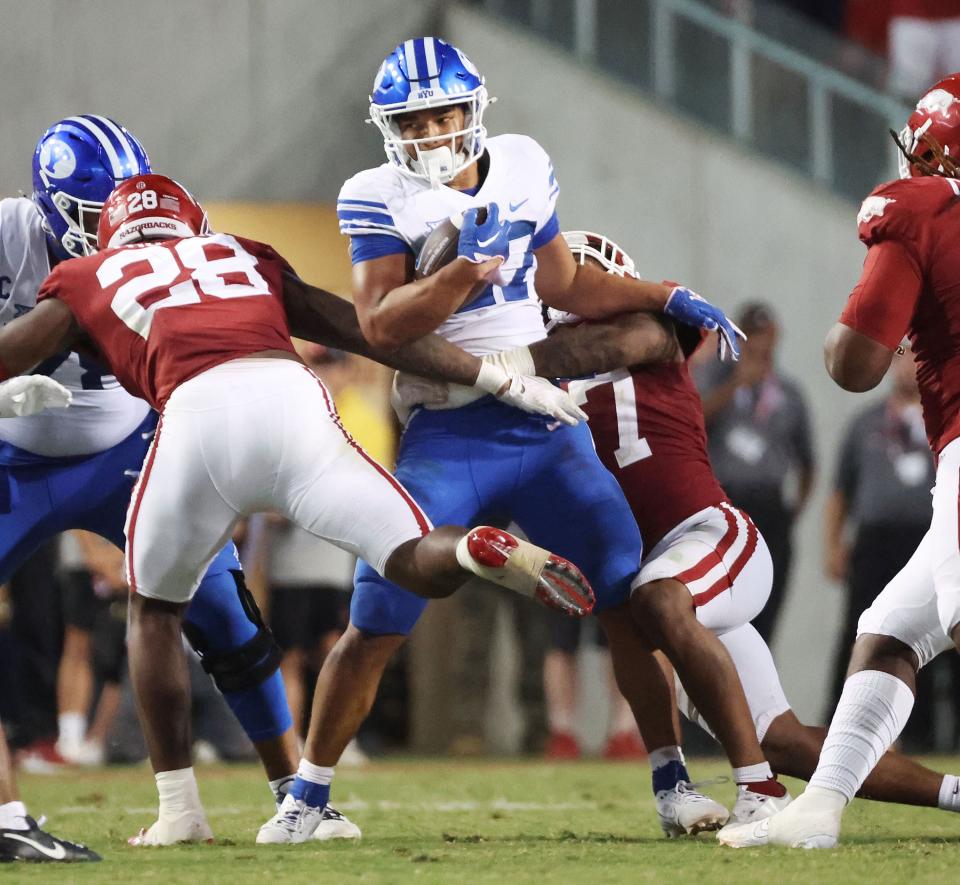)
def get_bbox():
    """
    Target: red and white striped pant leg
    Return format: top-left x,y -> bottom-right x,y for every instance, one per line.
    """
929,437 -> 960,639
123,408 -> 240,603
273,366 -> 432,577
634,503 -> 773,635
